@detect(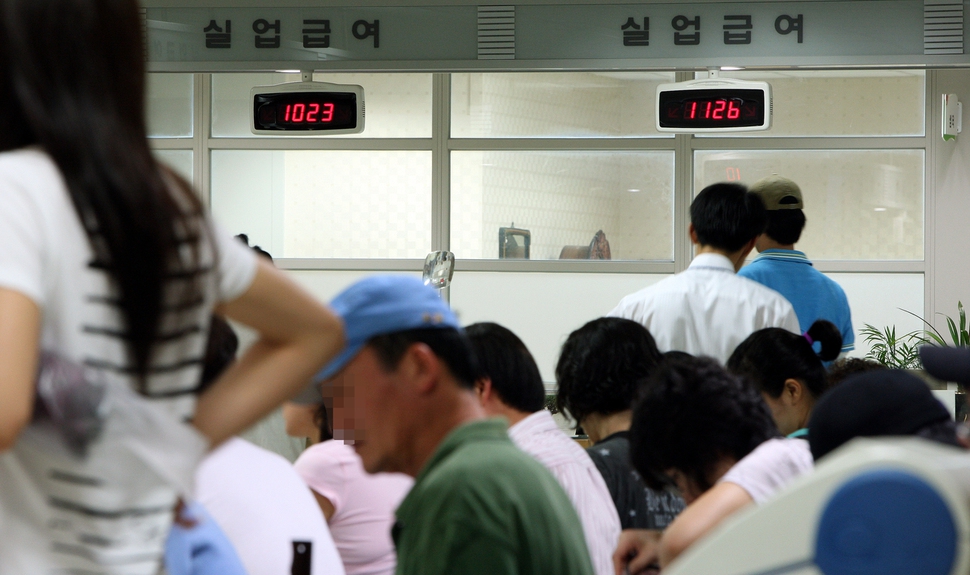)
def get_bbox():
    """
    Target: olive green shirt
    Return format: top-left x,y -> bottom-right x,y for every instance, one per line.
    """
393,419 -> 595,575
